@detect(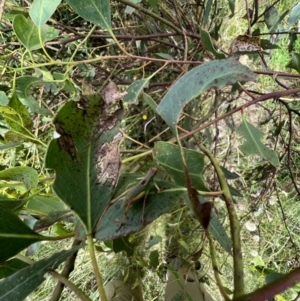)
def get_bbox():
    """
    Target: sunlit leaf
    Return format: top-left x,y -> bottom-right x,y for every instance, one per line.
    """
0,166 -> 38,191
